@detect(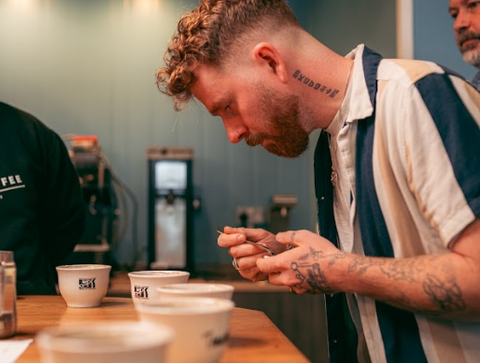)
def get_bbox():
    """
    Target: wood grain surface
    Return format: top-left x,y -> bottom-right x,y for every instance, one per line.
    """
11,295 -> 311,363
